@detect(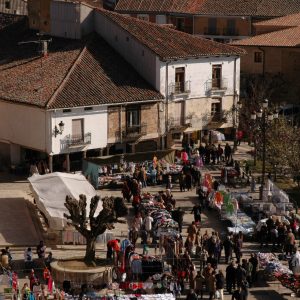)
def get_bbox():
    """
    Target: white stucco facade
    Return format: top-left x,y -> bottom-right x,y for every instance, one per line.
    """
49,106 -> 108,155
0,101 -> 108,164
